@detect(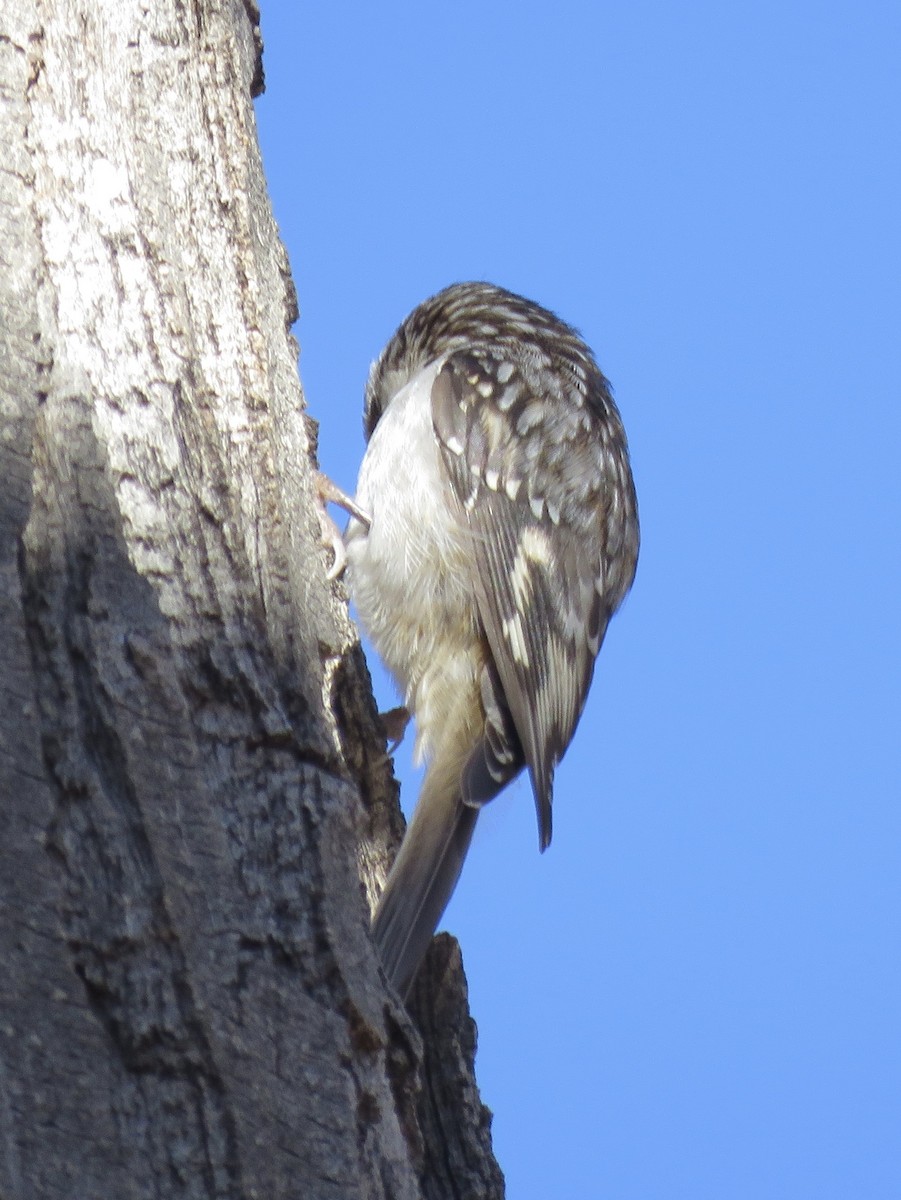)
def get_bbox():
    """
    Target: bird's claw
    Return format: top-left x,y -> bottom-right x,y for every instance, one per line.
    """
380,706 -> 411,753
314,470 -> 371,580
